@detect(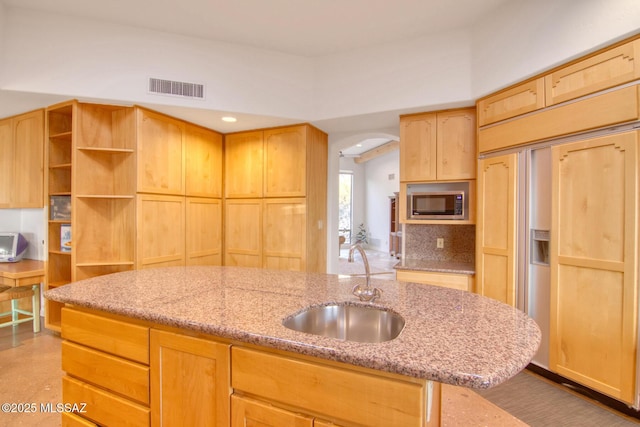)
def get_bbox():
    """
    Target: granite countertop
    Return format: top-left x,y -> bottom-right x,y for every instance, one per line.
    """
45,266 -> 539,389
395,258 -> 476,275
